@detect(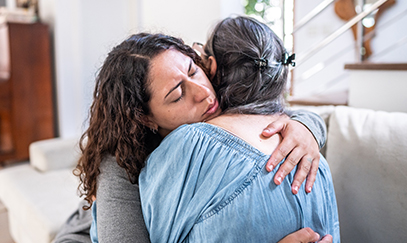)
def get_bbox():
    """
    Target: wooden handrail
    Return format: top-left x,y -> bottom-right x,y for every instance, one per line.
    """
344,63 -> 407,70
